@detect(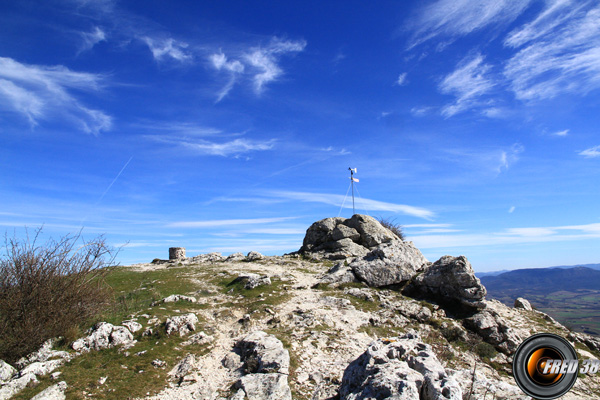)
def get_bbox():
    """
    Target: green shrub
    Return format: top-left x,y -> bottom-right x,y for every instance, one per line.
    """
474,341 -> 497,360
0,229 -> 115,363
376,217 -> 405,241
